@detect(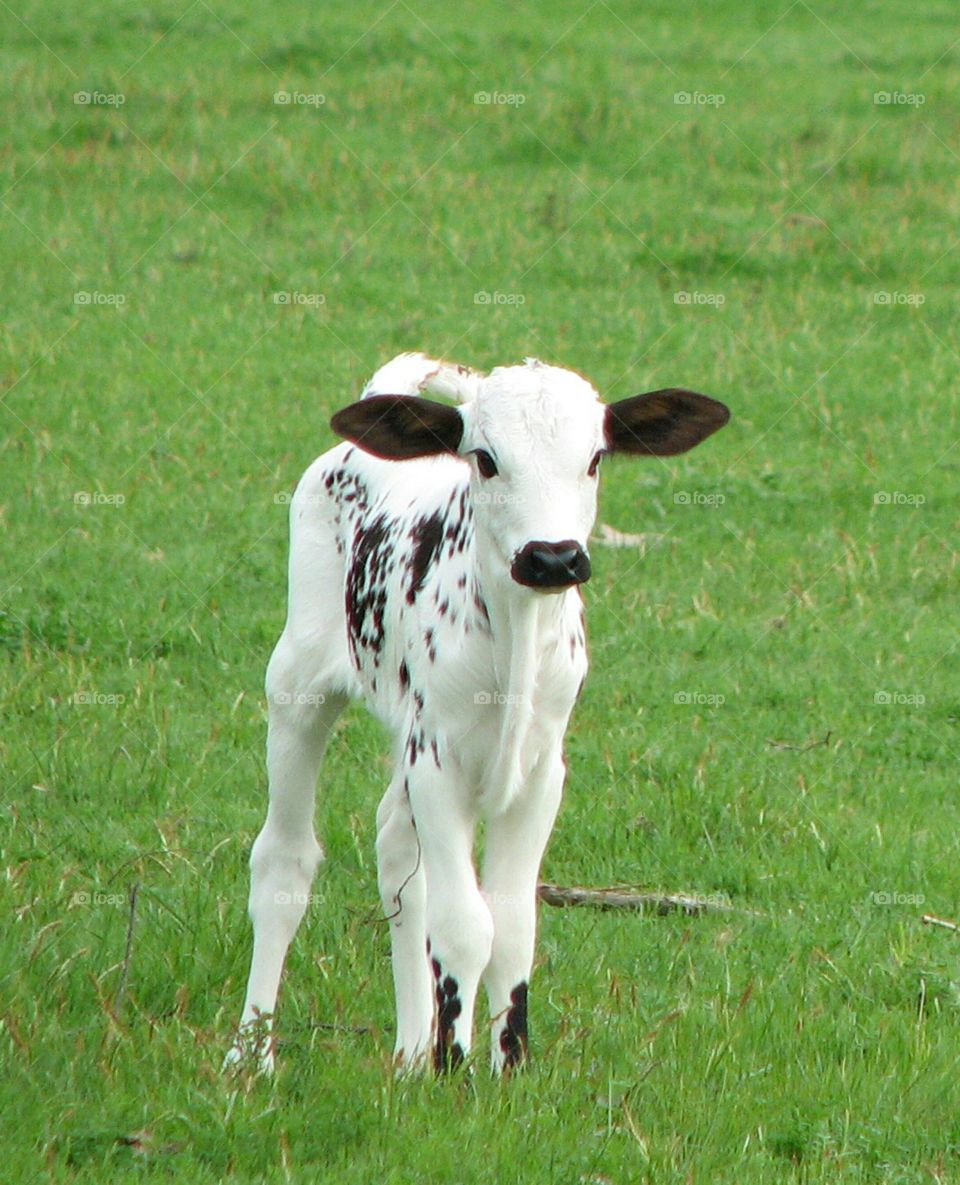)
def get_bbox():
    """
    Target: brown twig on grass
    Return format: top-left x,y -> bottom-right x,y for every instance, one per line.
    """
537,883 -> 741,916
113,881 -> 139,1014
921,913 -> 960,933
